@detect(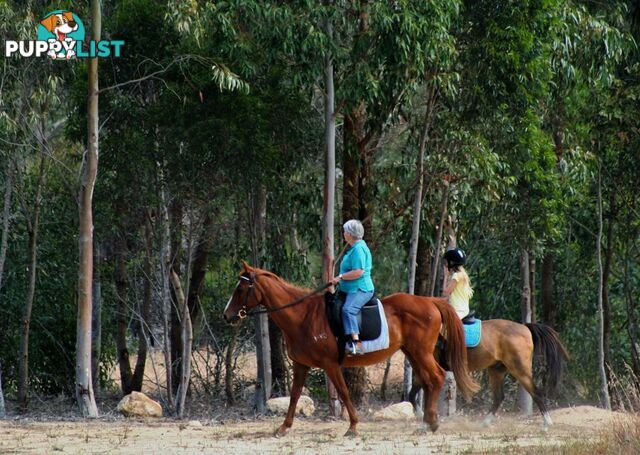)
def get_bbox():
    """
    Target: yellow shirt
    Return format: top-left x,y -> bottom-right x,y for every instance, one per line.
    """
449,270 -> 473,318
